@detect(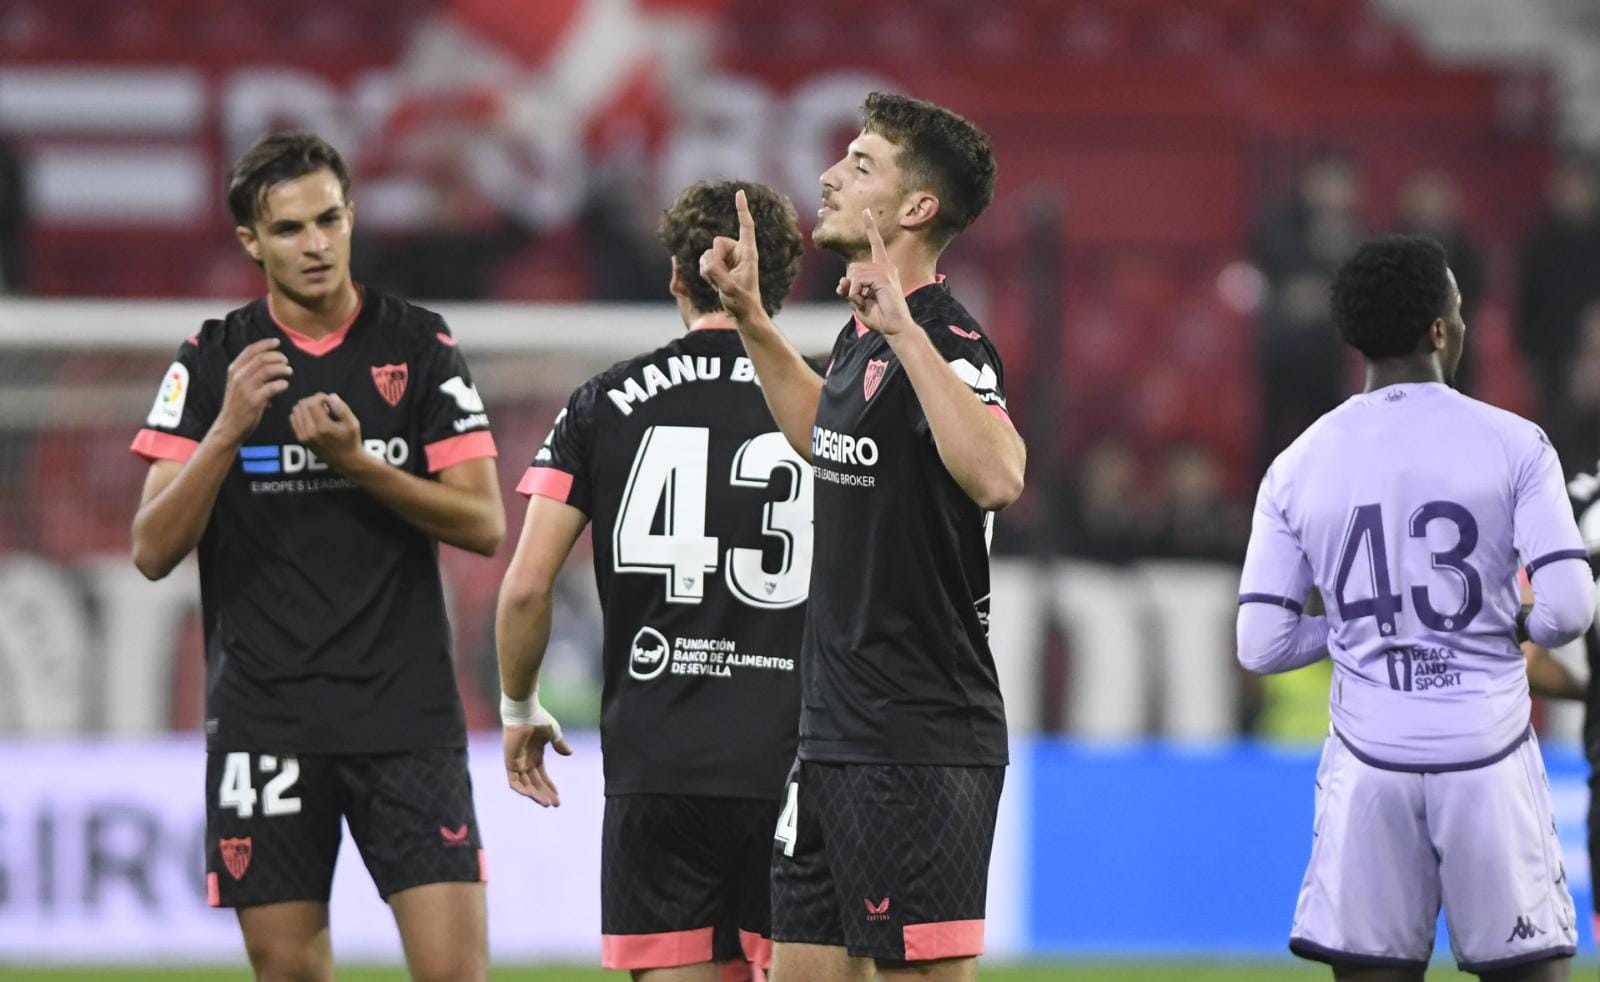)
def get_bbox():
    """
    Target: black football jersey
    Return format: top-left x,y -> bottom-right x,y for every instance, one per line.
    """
1567,465 -> 1600,764
130,288 -> 496,753
801,279 -> 1009,766
521,326 -> 809,799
